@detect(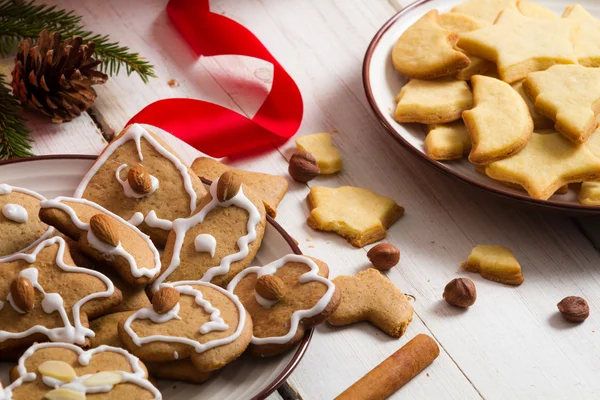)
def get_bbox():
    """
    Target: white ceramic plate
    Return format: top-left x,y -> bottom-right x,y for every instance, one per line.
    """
363,0 -> 600,215
0,155 -> 310,400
